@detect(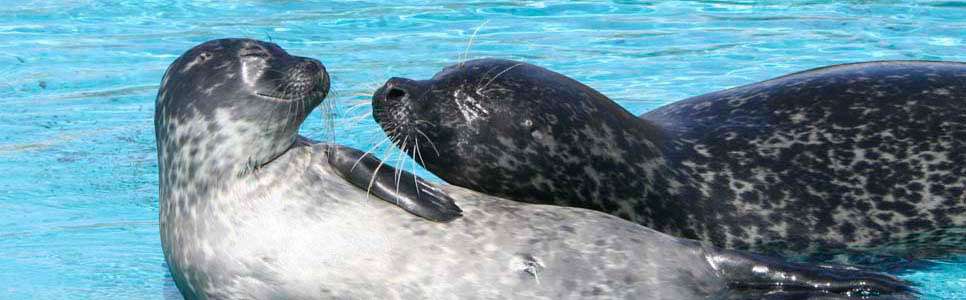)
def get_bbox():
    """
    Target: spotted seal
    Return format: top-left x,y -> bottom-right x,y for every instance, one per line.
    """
157,40 -> 911,299
373,58 -> 966,259
156,38 -> 460,298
